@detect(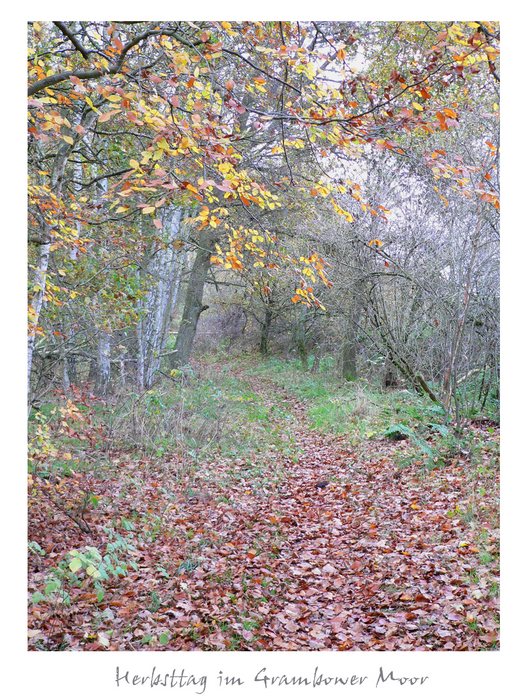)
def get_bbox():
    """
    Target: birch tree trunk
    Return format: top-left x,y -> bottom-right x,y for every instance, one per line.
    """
28,108 -> 96,404
96,331 -> 112,396
137,208 -> 186,387
28,239 -> 51,397
136,290 -> 146,391
92,165 -> 112,395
